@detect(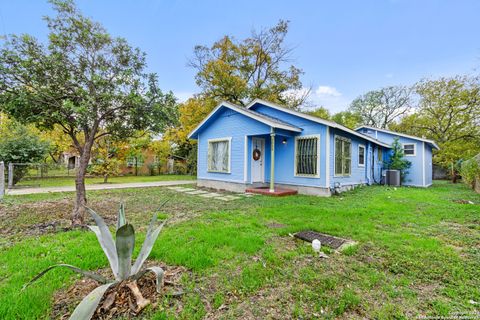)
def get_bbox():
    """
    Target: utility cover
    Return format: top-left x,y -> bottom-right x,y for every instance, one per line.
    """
294,230 -> 355,250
